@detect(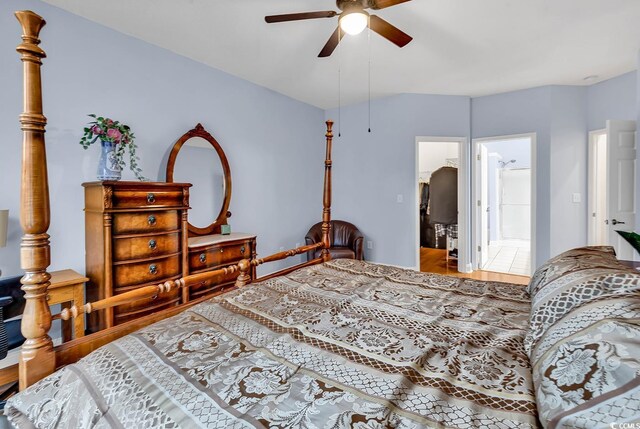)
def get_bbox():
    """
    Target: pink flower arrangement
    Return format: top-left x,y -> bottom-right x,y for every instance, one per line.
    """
80,114 -> 145,180
106,128 -> 122,142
